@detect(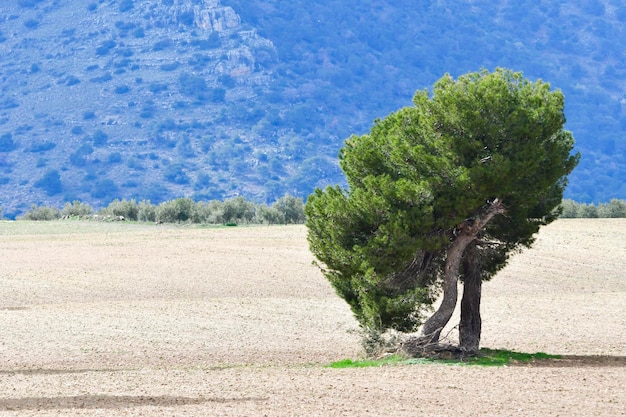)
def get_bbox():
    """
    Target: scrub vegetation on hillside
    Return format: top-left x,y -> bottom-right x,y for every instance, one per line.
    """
0,0 -> 625,217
